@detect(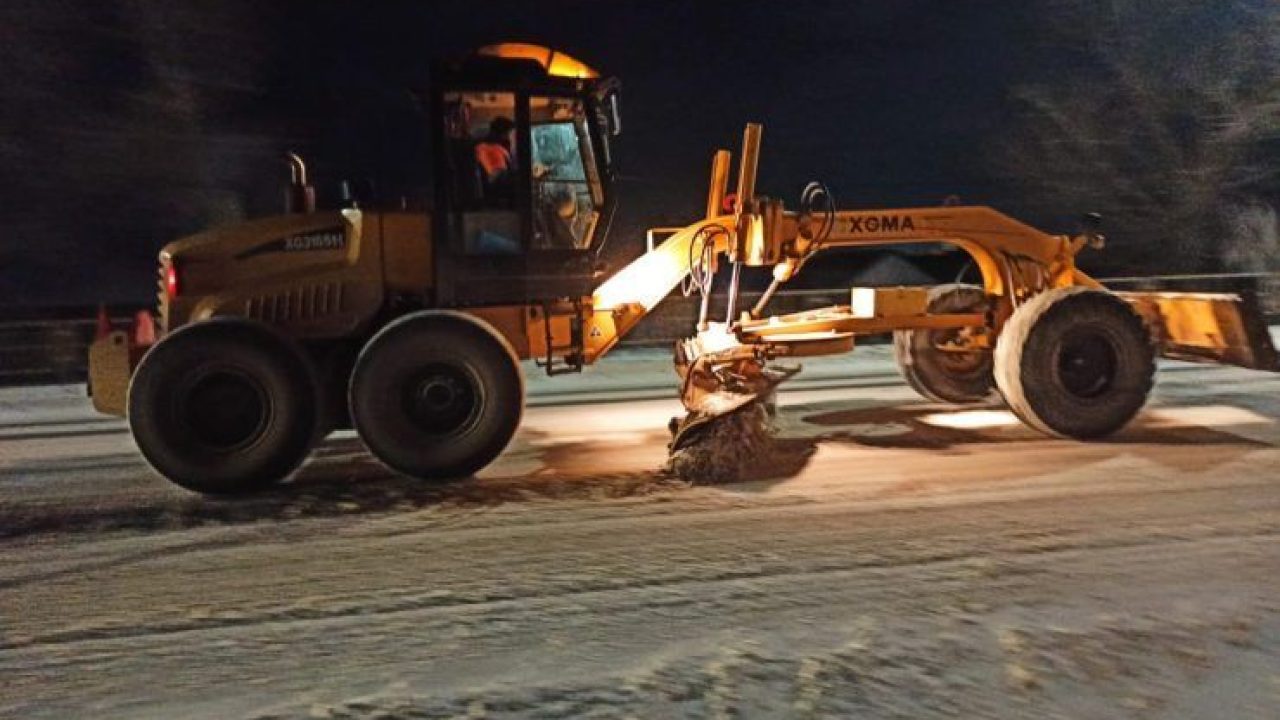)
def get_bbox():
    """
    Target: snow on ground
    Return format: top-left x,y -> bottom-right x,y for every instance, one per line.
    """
1,340 -> 1279,719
